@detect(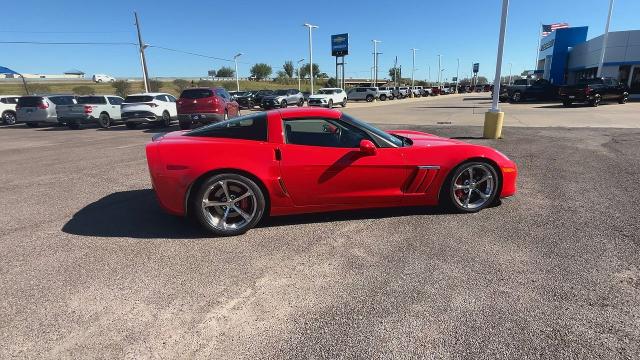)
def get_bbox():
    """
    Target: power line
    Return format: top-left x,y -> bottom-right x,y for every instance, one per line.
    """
0,41 -> 136,46
0,30 -> 130,34
147,45 -> 252,65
